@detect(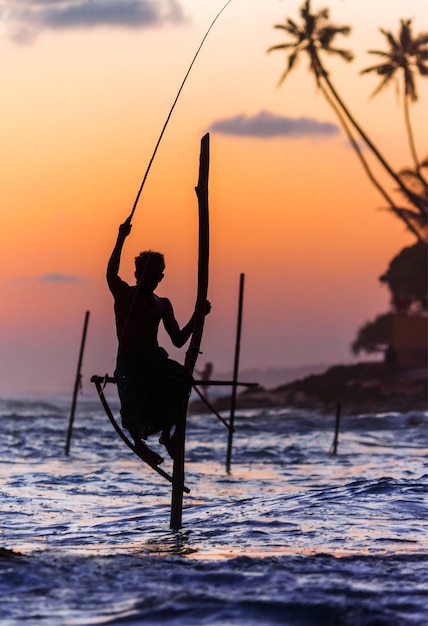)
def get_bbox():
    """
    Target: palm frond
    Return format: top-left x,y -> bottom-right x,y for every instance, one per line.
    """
383,30 -> 400,52
365,49 -> 390,58
416,61 -> 428,76
273,22 -> 298,36
404,67 -> 417,101
360,62 -> 386,75
275,50 -> 301,87
267,43 -> 297,53
317,8 -> 330,22
370,73 -> 395,99
399,162 -> 428,197
412,32 -> 428,48
322,46 -> 354,62
390,207 -> 427,236
399,19 -> 412,49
